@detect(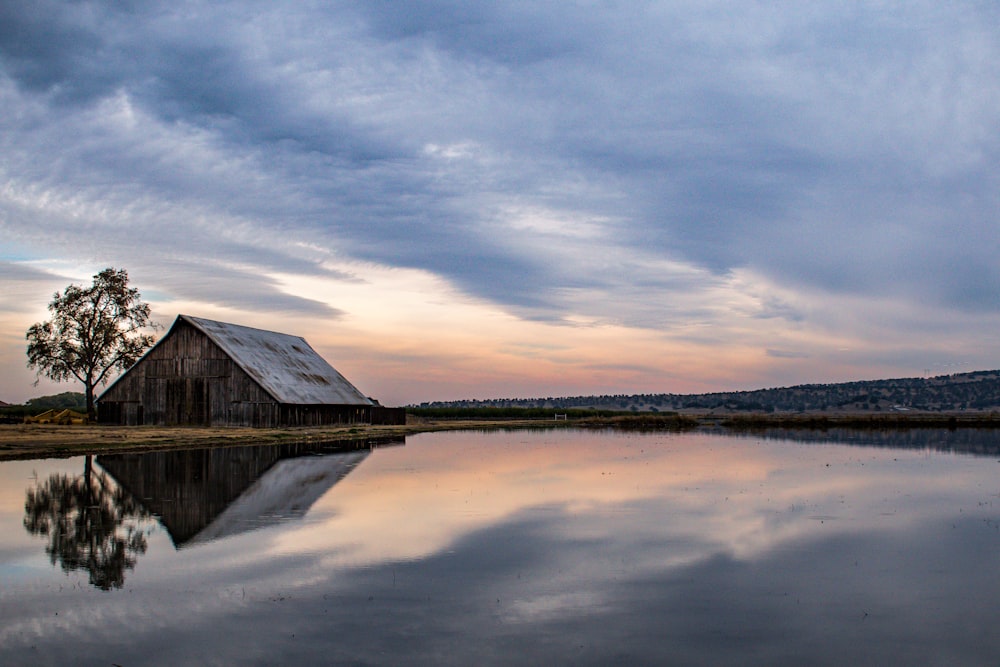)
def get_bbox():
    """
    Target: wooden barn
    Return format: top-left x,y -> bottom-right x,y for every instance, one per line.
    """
97,314 -> 404,427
